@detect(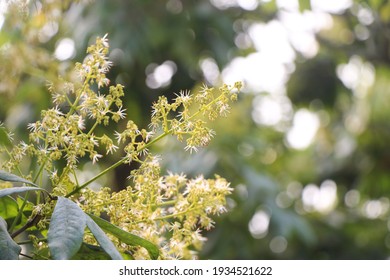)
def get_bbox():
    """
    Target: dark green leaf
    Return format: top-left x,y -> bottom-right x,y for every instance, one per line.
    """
0,170 -> 39,187
85,215 -> 123,260
11,196 -> 36,229
0,196 -> 18,221
88,213 -> 160,259
0,216 -> 21,260
16,196 -> 34,214
48,197 -> 86,260
0,186 -> 42,198
71,243 -> 111,260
